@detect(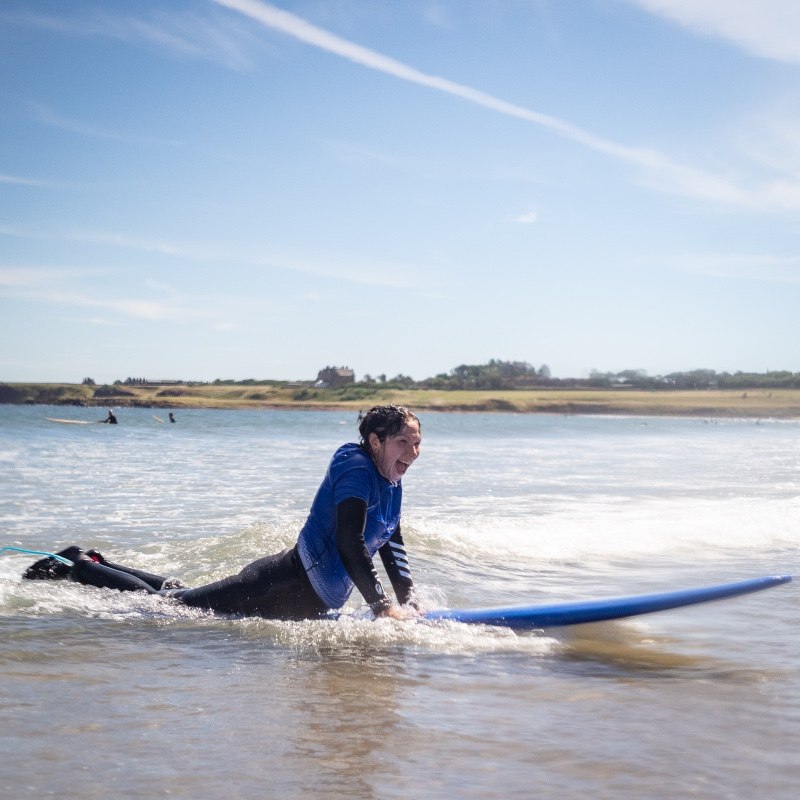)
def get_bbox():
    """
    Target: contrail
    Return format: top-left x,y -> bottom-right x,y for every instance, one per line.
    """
214,0 -> 790,211
215,0 -> 657,167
